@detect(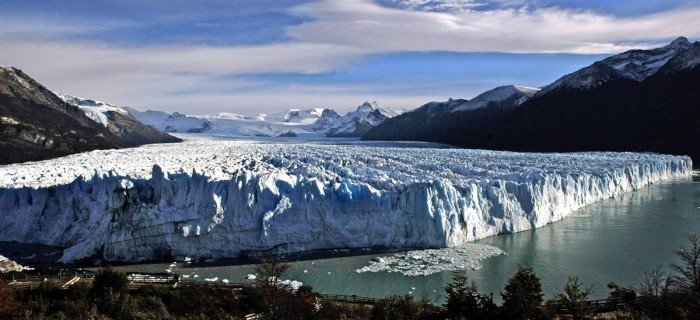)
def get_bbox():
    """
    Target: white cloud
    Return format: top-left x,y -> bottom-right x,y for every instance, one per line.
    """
0,38 -> 436,114
389,0 -> 485,12
1,0 -> 699,114
0,40 -> 370,76
288,0 -> 700,54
